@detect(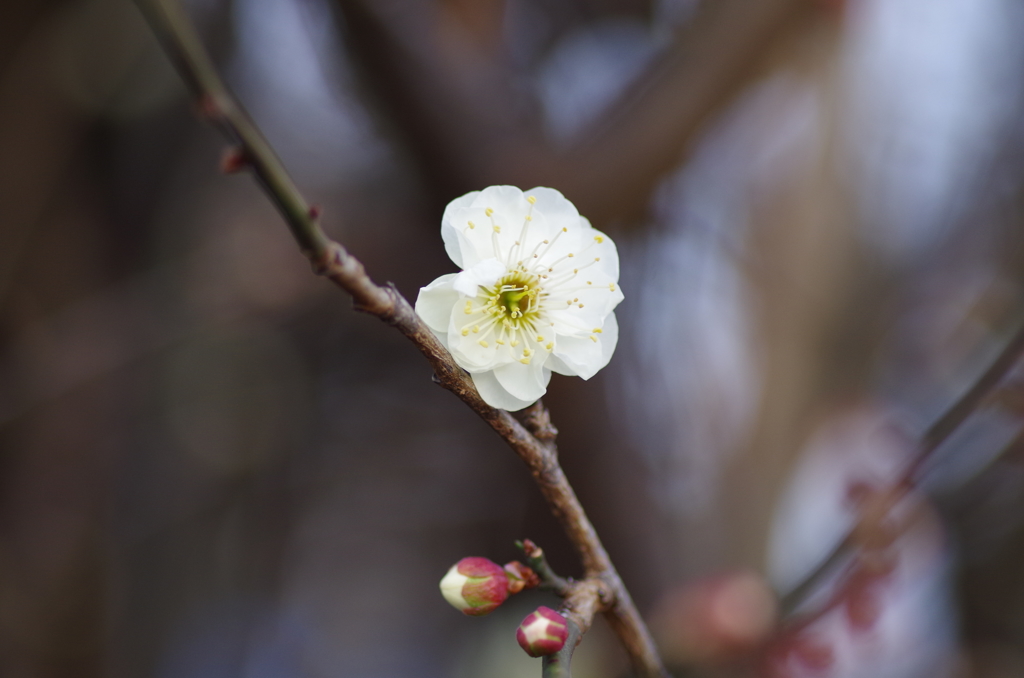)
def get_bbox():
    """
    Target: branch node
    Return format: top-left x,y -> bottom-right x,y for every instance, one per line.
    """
519,400 -> 558,443
308,241 -> 344,276
517,539 -> 572,595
